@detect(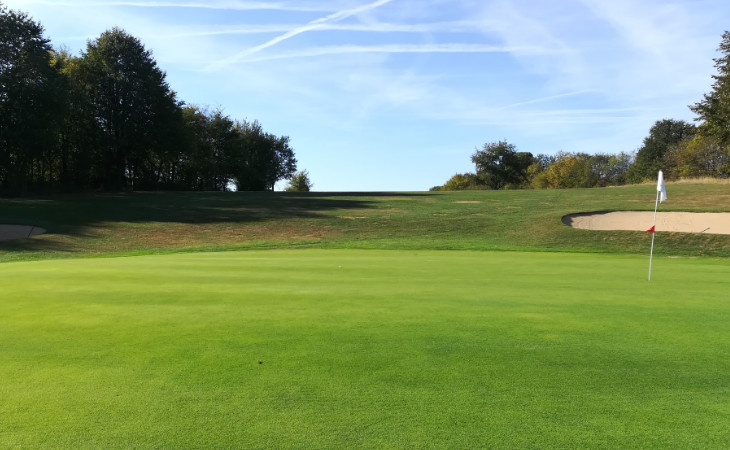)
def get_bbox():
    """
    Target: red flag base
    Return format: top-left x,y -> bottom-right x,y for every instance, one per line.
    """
646,225 -> 655,233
